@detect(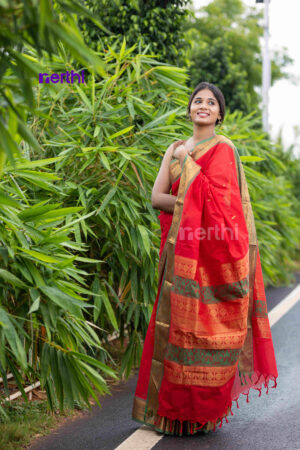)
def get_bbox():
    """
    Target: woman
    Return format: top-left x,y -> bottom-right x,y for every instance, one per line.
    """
131,82 -> 278,435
